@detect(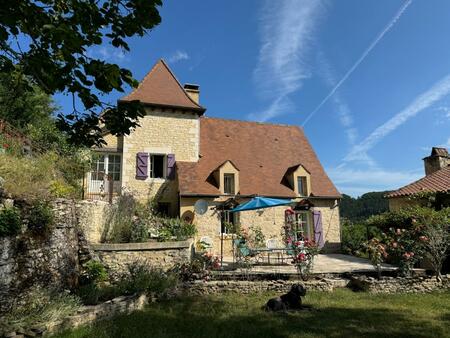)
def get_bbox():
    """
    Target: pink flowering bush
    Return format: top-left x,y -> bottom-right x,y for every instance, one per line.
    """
366,207 -> 449,277
283,221 -> 319,279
